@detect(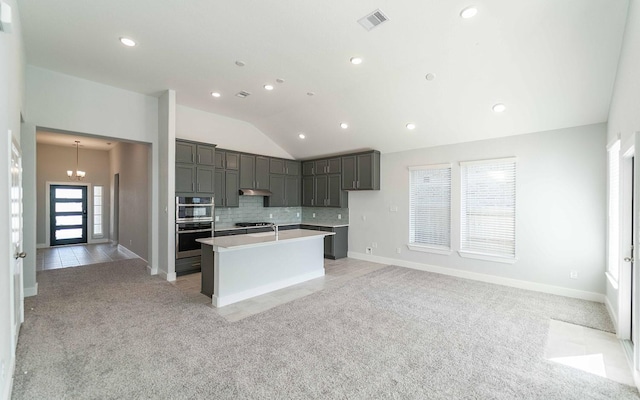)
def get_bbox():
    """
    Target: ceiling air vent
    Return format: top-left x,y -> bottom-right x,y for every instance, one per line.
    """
357,9 -> 389,31
235,91 -> 251,98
